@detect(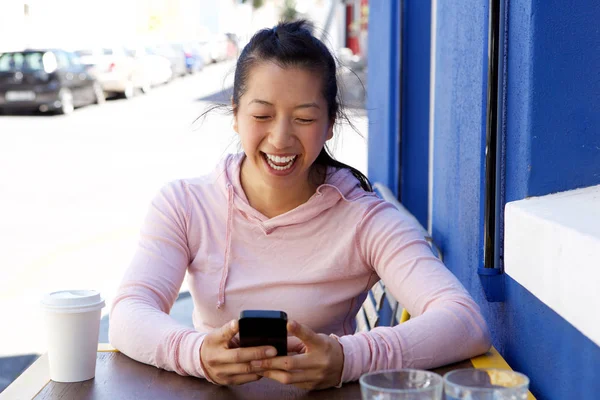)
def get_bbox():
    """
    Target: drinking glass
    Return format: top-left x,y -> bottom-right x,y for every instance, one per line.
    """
443,368 -> 529,400
359,369 -> 443,400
